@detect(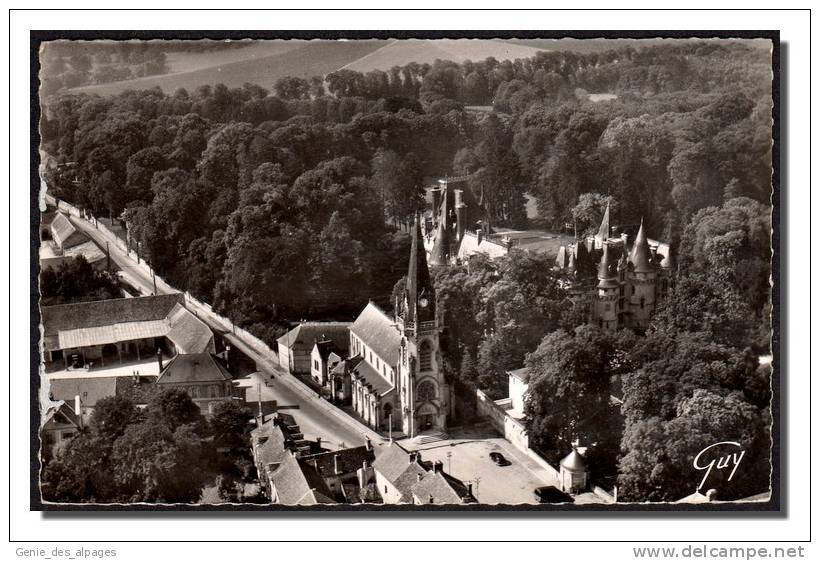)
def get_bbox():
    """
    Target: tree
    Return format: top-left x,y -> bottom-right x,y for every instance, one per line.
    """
209,401 -> 253,451
524,326 -> 624,459
370,149 -> 424,224
39,256 -> 121,306
110,419 -> 207,502
571,193 -> 619,236
618,390 -> 770,502
146,388 -> 202,432
90,395 -> 139,441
